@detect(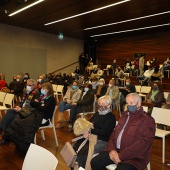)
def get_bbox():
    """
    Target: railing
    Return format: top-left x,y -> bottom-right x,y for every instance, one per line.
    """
50,61 -> 79,74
